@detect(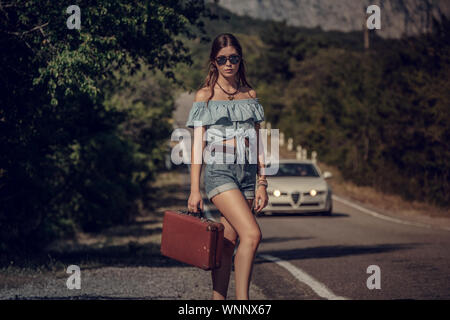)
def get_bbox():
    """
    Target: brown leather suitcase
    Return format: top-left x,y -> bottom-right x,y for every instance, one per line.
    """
160,209 -> 225,270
